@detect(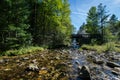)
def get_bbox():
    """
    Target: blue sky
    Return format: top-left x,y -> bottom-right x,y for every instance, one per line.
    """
68,0 -> 120,32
